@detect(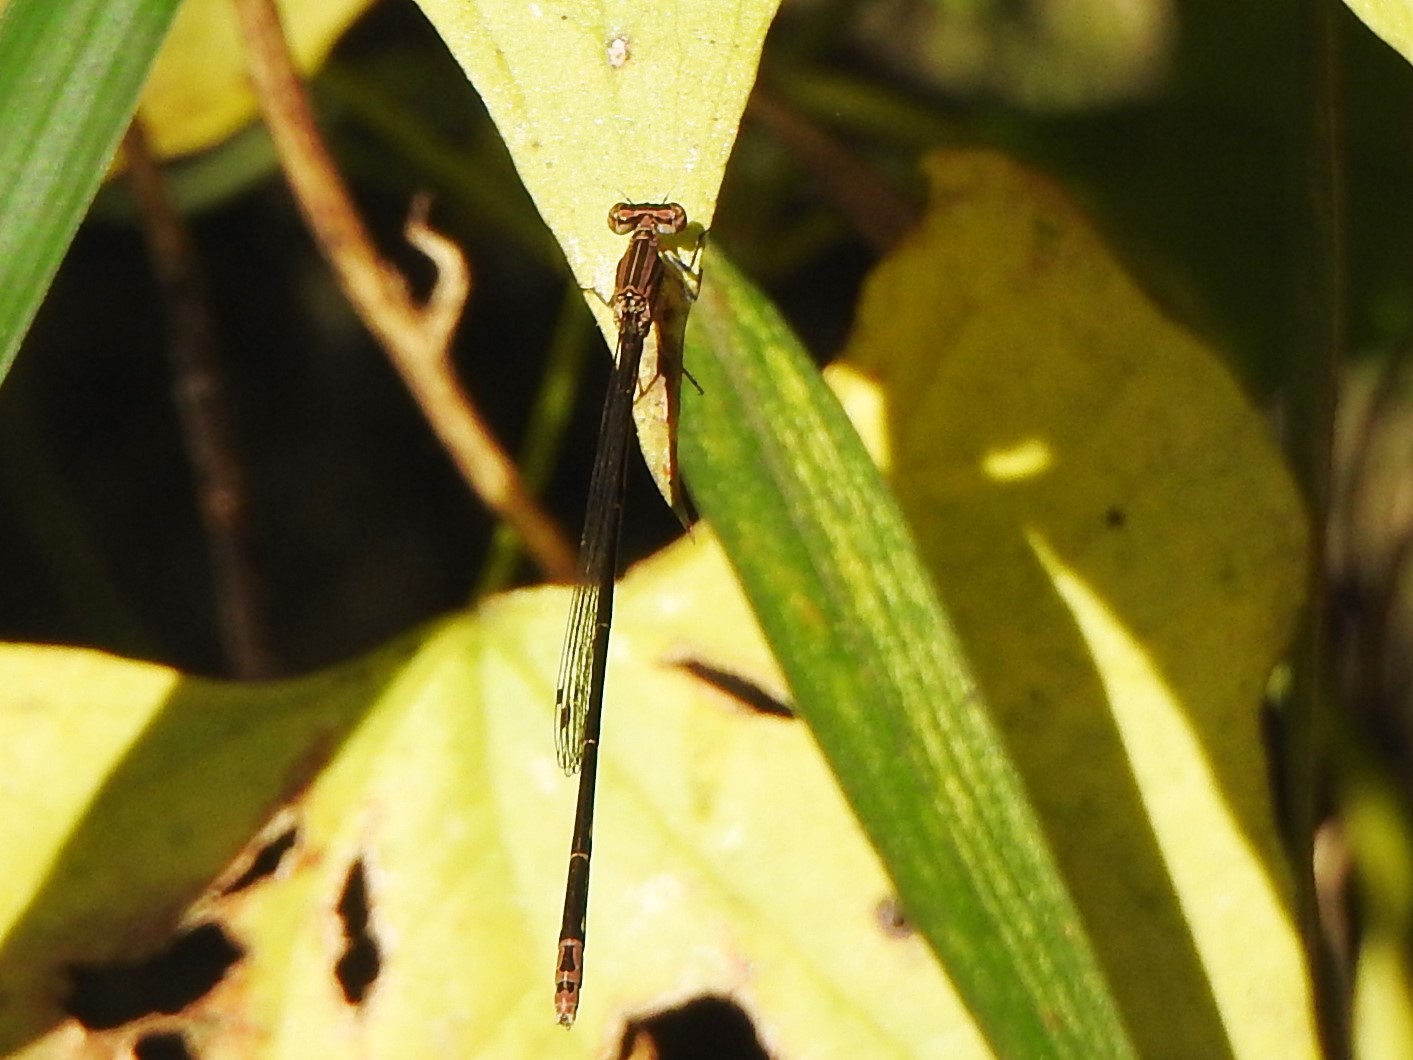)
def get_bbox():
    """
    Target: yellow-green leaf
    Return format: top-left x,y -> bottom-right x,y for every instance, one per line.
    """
839,148 -> 1318,1058
412,0 -> 782,507
131,0 -> 373,161
1344,0 -> 1413,66
0,537 -> 978,1057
